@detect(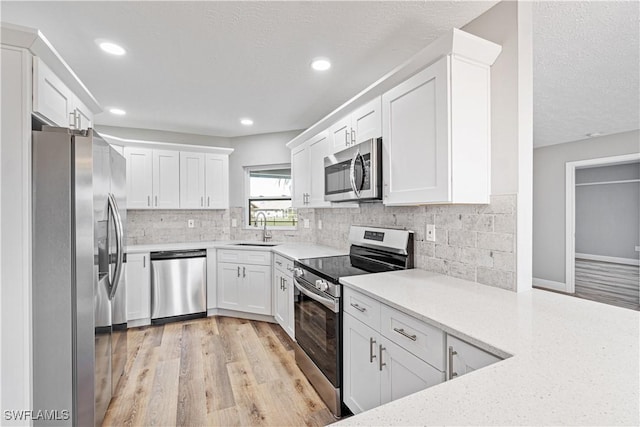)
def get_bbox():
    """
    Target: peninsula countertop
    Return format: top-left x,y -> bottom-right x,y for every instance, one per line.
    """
334,269 -> 639,426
